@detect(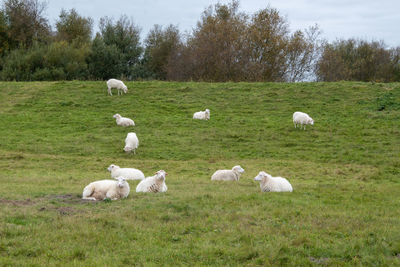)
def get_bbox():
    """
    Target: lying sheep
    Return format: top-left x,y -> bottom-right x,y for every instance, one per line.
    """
136,170 -> 168,193
107,79 -> 128,96
113,114 -> 135,127
82,177 -> 130,201
124,132 -> 139,154
254,171 -> 293,192
293,111 -> 314,130
211,165 -> 245,181
107,164 -> 145,180
193,109 -> 210,120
